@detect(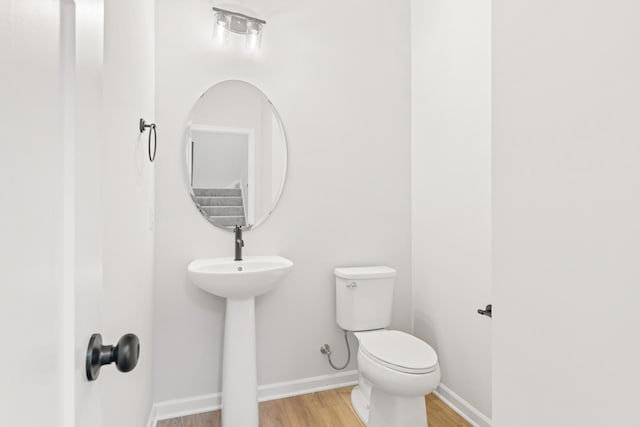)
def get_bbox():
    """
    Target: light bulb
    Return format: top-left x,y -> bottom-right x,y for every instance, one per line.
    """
214,13 -> 230,44
245,21 -> 262,49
